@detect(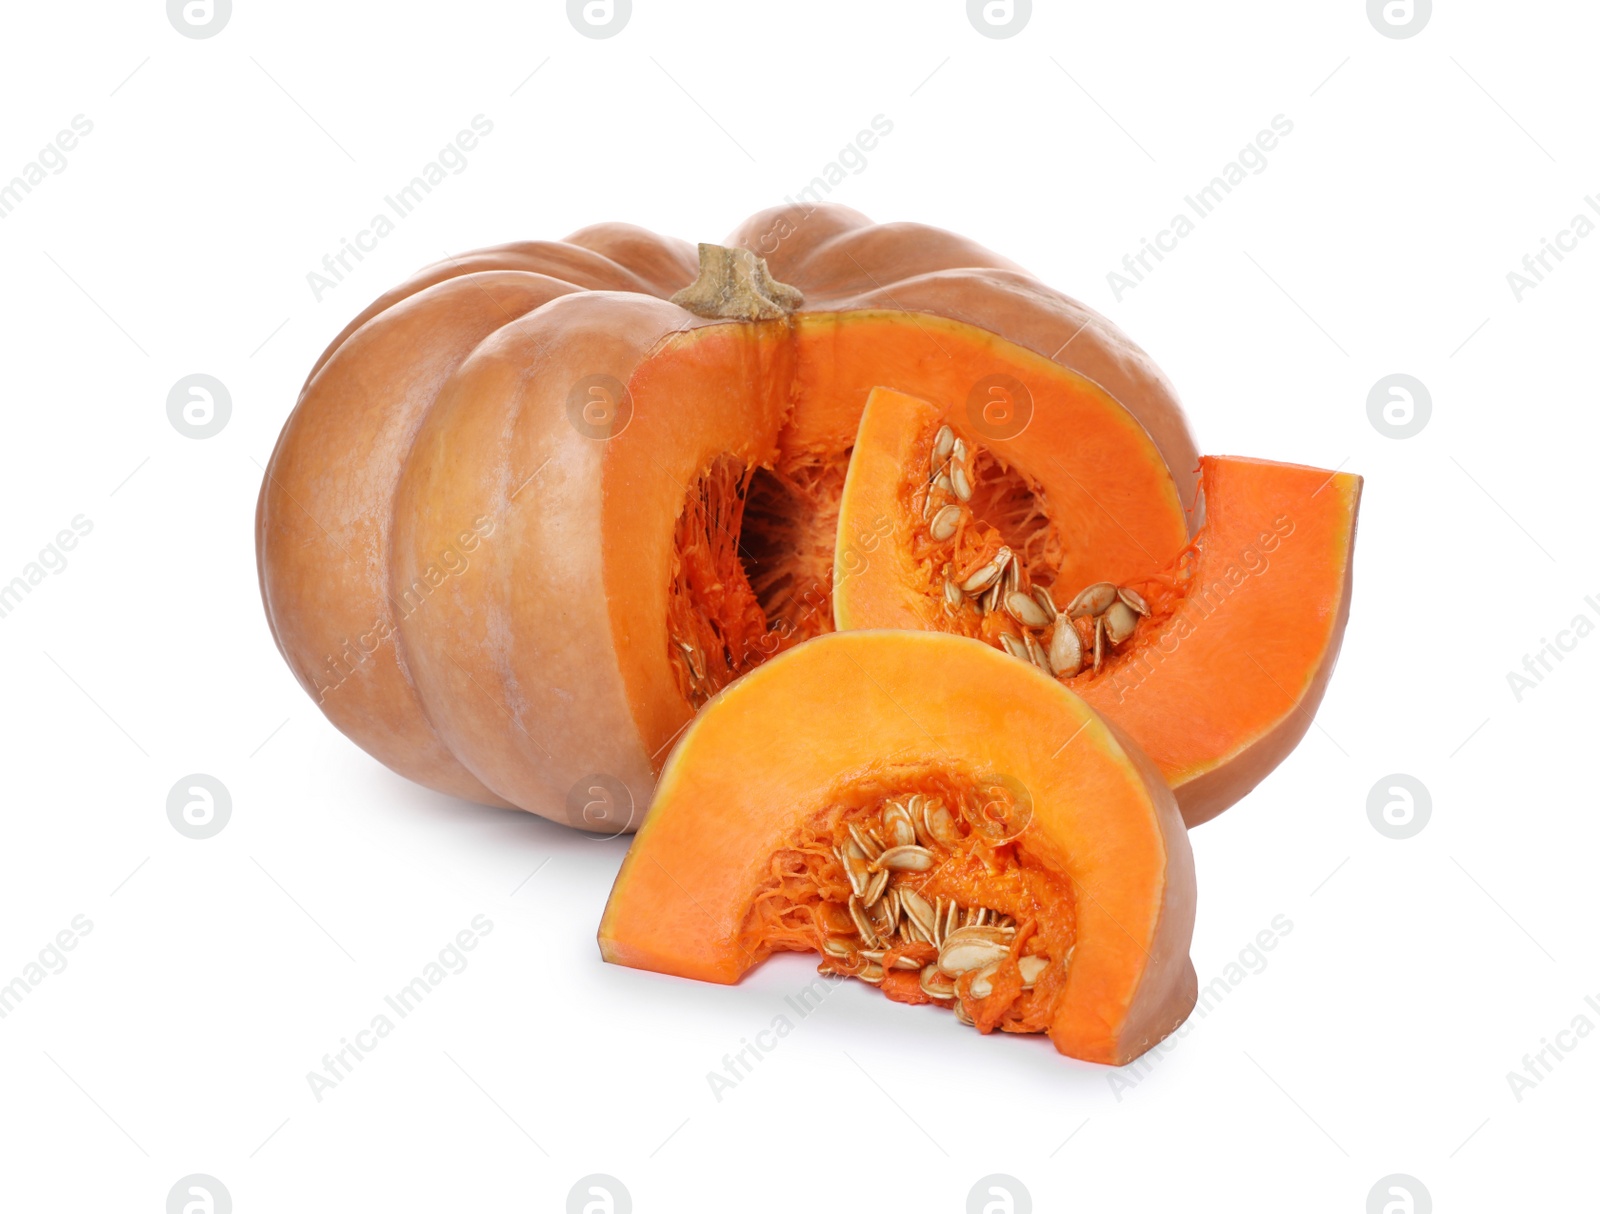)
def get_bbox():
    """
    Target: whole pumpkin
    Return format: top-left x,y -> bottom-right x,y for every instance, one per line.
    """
256,204 -> 1198,829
